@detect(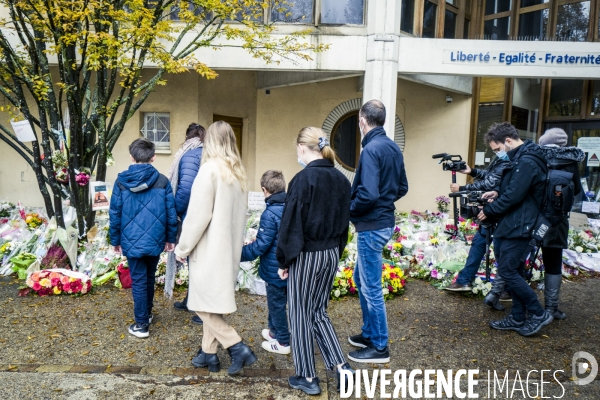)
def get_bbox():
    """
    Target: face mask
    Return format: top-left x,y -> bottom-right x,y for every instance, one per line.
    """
298,158 -> 306,168
496,150 -> 509,161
